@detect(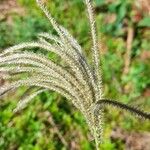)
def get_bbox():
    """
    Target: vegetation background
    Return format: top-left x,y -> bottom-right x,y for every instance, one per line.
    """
0,0 -> 150,149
